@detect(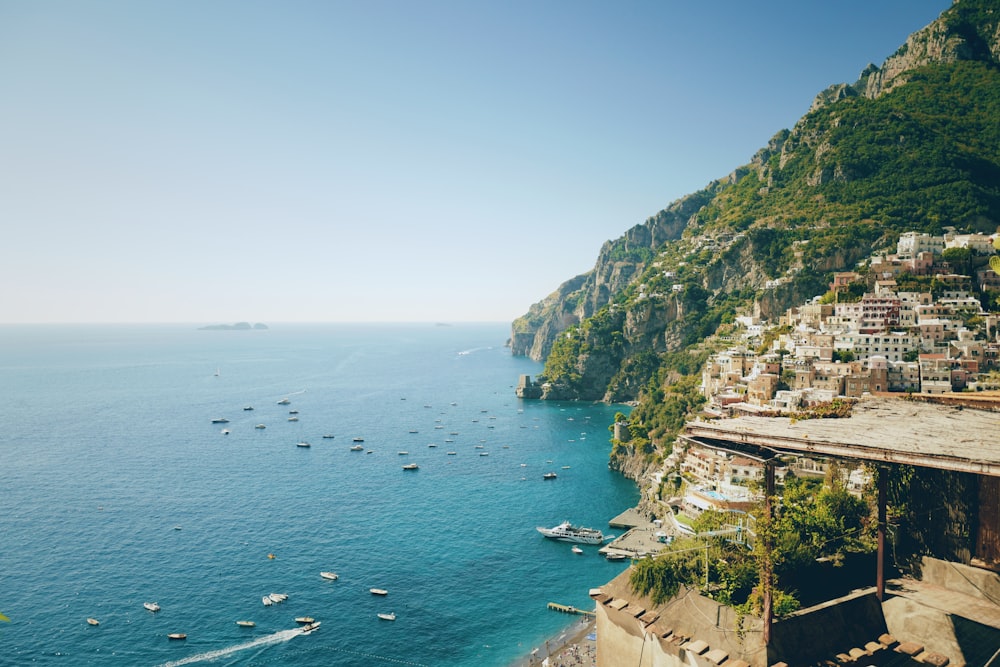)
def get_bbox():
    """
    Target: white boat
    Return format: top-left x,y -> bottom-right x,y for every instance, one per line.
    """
255,424 -> 266,429
277,398 -> 291,405
297,441 -> 311,448
87,618 -> 100,626
262,596 -> 273,606
350,445 -> 364,451
268,593 -> 287,603
236,620 -> 256,627
398,451 -> 409,456
144,602 -> 161,612
211,418 -> 229,424
167,633 -> 187,640
295,616 -> 315,624
402,463 -> 419,470
377,612 -> 396,621
572,545 -> 584,554
301,621 -> 321,634
543,472 -> 557,480
536,521 -> 604,545
288,416 -> 299,422
370,588 -> 388,596
320,571 -> 339,581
